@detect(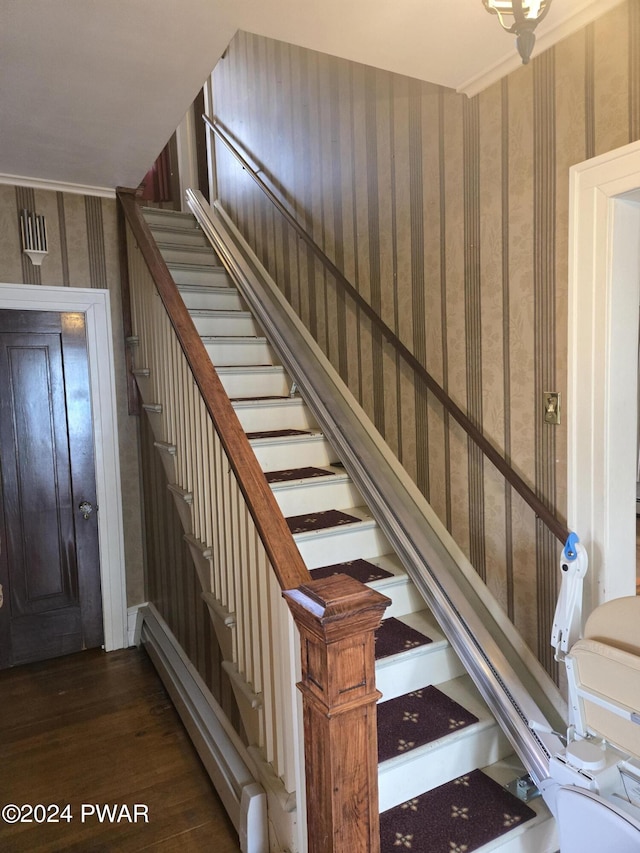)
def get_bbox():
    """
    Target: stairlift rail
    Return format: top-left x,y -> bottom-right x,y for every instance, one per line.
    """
187,188 -> 569,793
